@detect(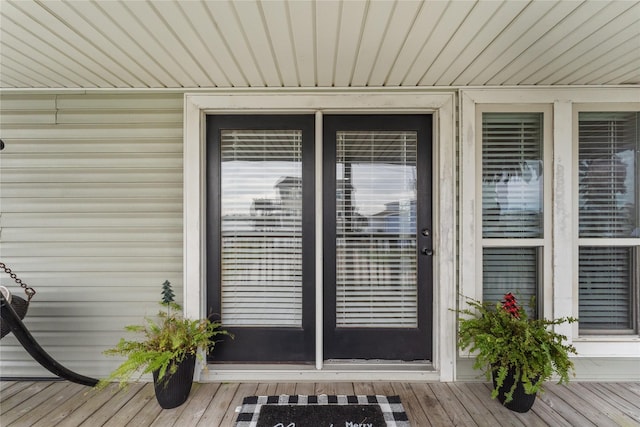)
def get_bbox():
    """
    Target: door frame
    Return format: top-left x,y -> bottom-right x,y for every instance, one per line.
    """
184,89 -> 456,381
